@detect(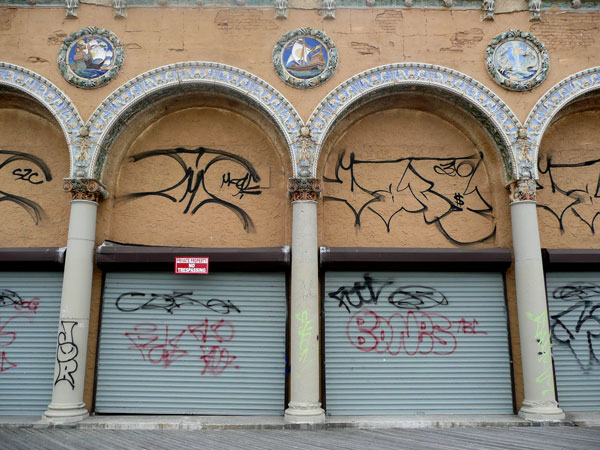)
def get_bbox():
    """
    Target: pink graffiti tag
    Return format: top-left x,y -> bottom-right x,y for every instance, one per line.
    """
346,308 -> 487,357
0,294 -> 39,374
0,351 -> 17,373
187,318 -> 235,344
124,320 -> 239,375
198,345 -> 239,375
125,323 -> 189,367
